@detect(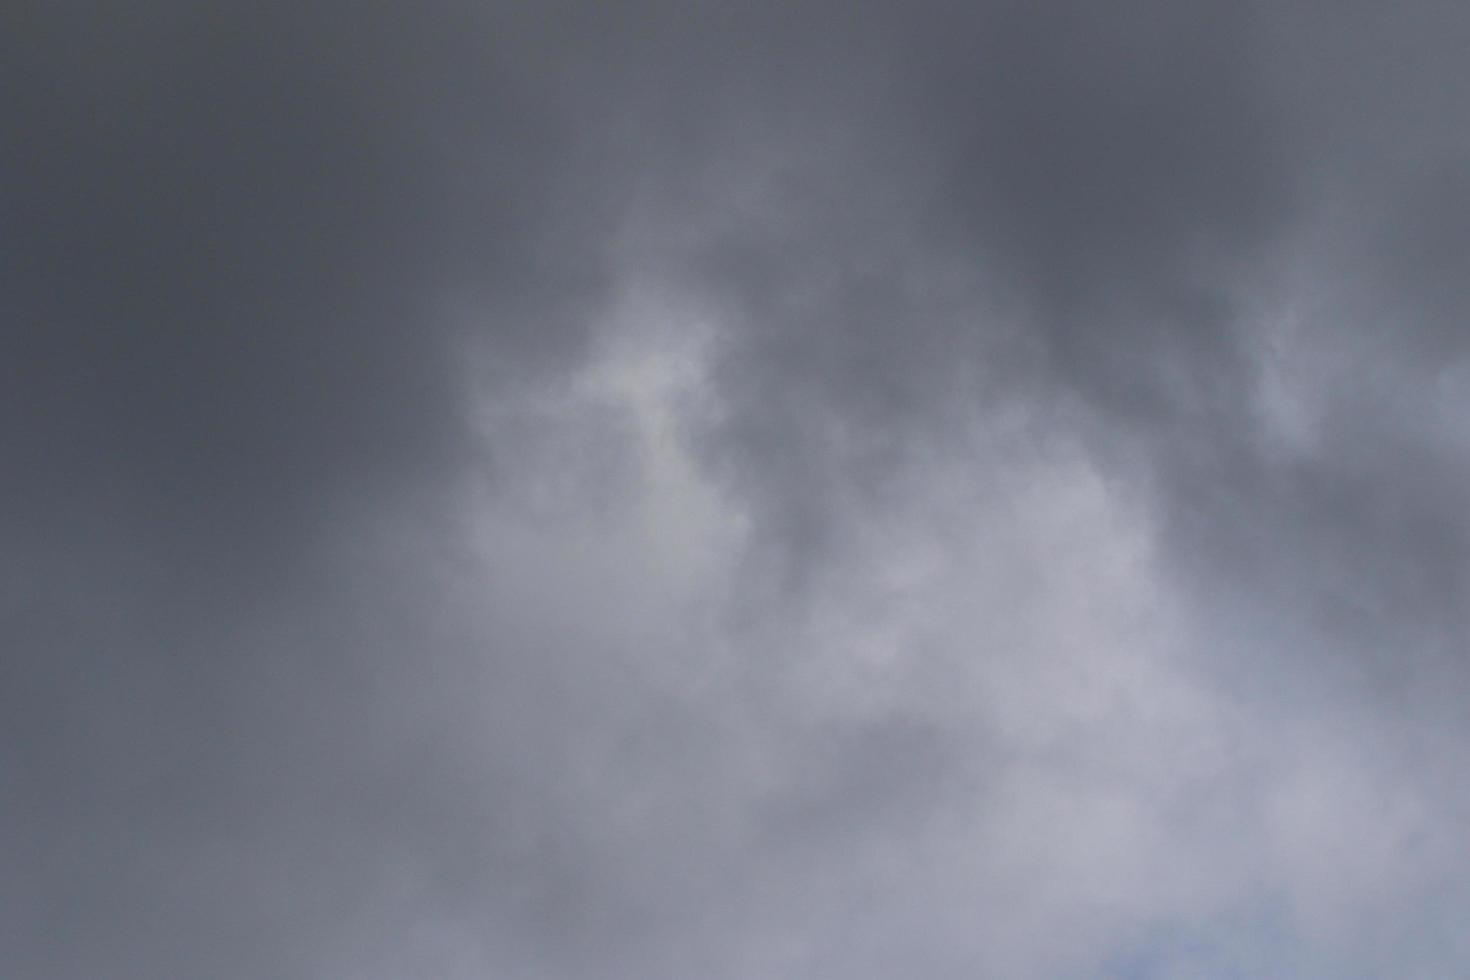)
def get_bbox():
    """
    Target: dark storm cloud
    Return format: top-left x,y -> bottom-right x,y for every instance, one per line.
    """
665,0 -> 1470,716
8,0 -> 1470,977
646,0 -> 1293,590
1142,1 -> 1470,706
1,2 -> 616,596
2,4 -> 624,977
